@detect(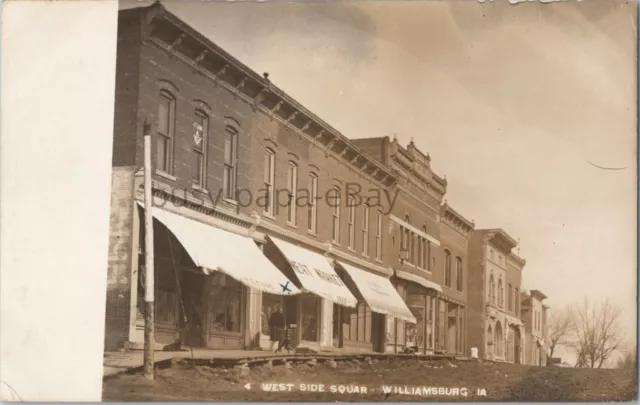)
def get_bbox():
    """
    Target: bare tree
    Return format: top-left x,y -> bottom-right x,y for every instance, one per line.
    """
547,306 -> 574,359
569,298 -> 623,368
615,341 -> 637,370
